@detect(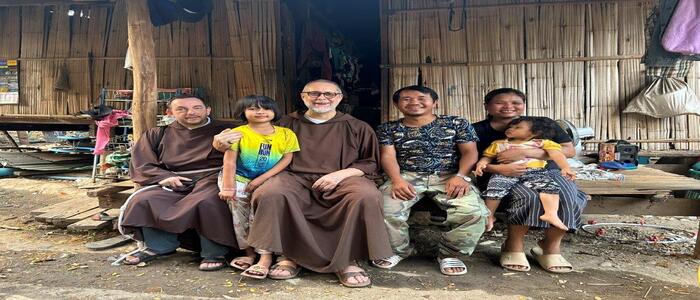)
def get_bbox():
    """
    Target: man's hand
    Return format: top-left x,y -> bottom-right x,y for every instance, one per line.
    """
446,176 -> 471,199
218,189 -> 237,201
312,172 -> 344,192
158,176 -> 192,188
212,129 -> 242,152
495,148 -> 527,164
245,177 -> 266,193
390,178 -> 417,200
492,163 -> 528,177
474,161 -> 488,176
561,168 -> 576,181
